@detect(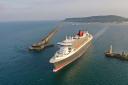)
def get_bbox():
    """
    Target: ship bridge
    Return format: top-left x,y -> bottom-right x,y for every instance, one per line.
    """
57,36 -> 74,46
